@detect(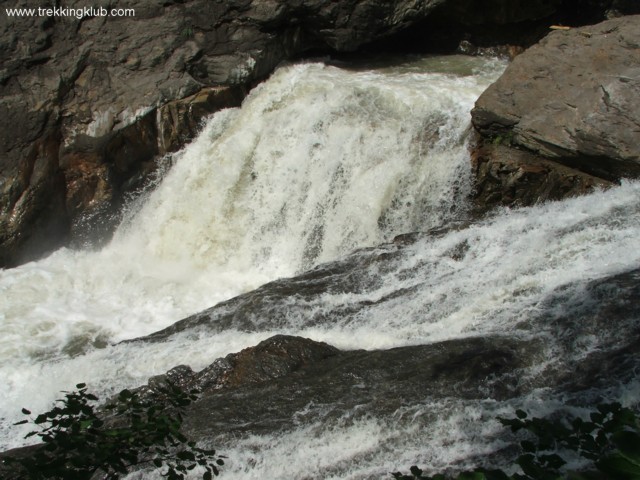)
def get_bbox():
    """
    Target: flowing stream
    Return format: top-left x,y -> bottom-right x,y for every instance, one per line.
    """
1,55 -> 639,478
